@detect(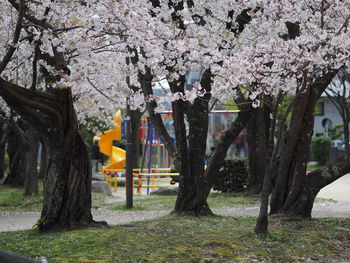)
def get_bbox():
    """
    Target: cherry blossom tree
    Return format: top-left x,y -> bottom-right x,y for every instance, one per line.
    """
1,0 -> 349,233
66,0 -> 257,215
66,0 -> 349,219
0,0 -> 109,231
